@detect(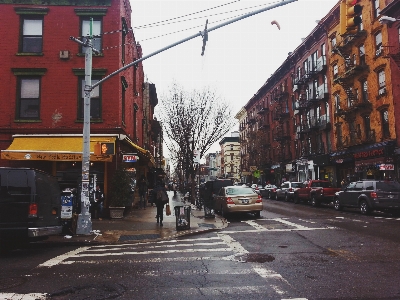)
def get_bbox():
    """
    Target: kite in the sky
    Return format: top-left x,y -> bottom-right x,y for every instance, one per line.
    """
271,20 -> 280,30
